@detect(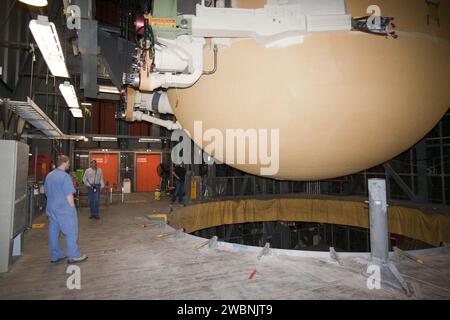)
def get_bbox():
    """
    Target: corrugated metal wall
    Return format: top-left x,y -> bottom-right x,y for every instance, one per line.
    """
0,0 -> 30,92
92,101 -> 118,135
